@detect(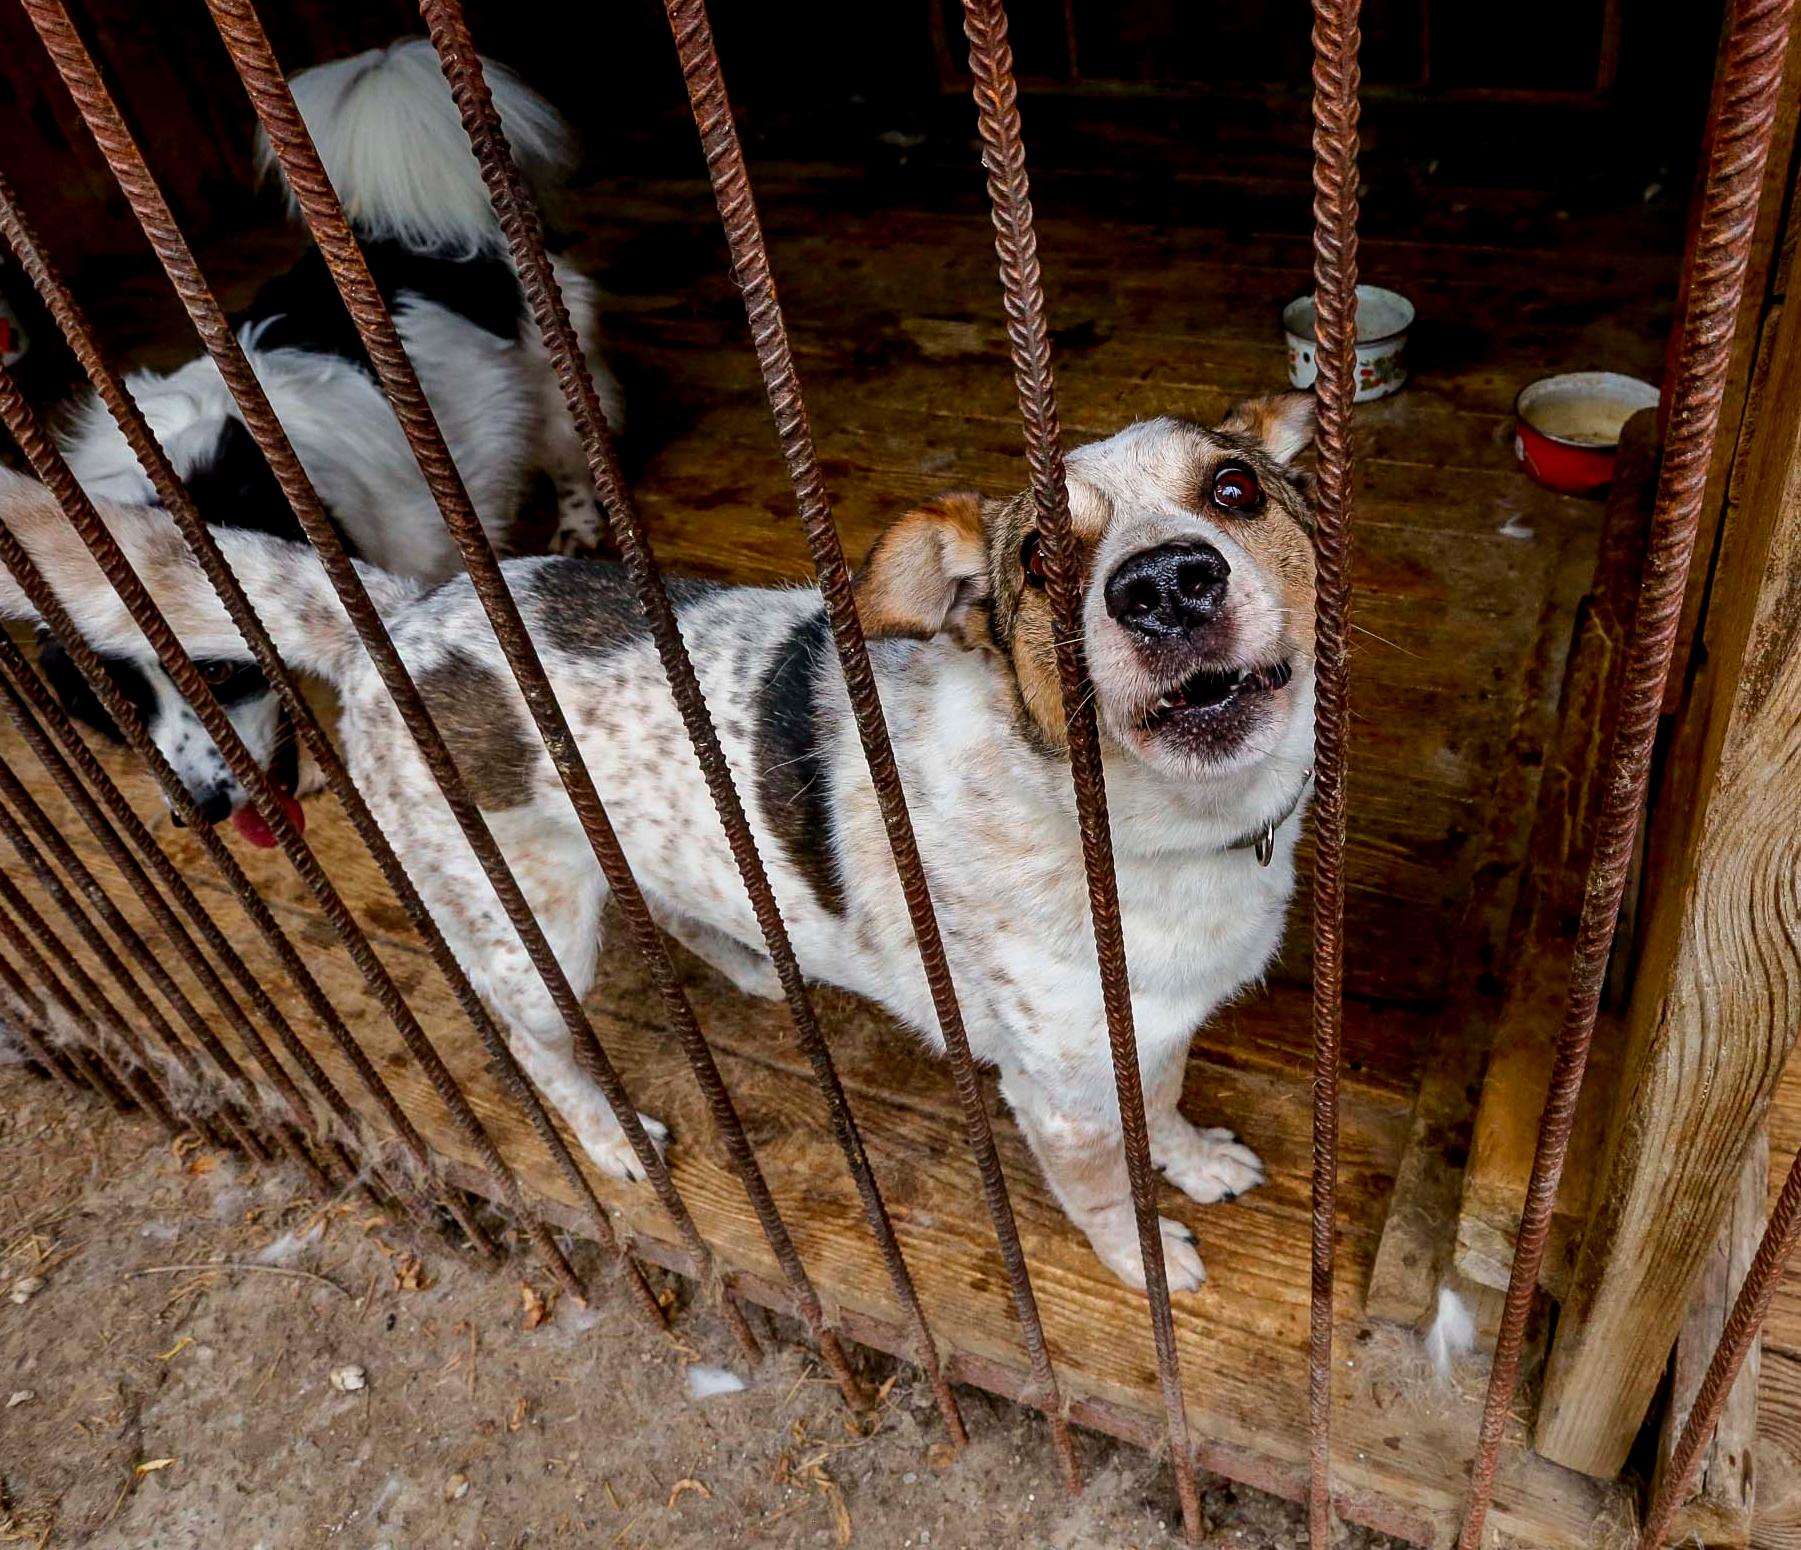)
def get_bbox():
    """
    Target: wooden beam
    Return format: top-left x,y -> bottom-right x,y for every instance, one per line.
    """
1663,15 -> 1801,714
1366,1030 -> 1484,1323
1649,1133 -> 1767,1550
1756,1345 -> 1801,1550
1534,290 -> 1801,1477
1452,410 -> 1656,1299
